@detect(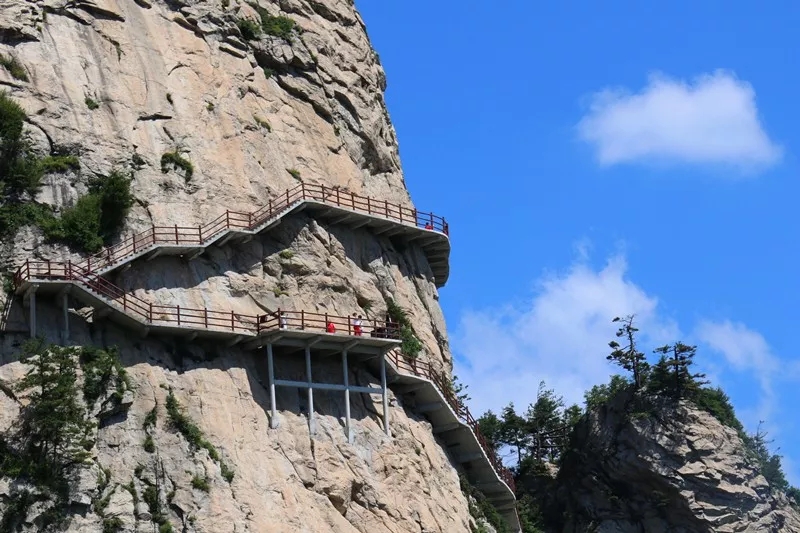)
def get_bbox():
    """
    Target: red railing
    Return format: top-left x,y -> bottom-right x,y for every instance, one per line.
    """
13,260 -> 398,338
386,351 -> 517,492
66,183 -> 448,276
13,257 -> 512,493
